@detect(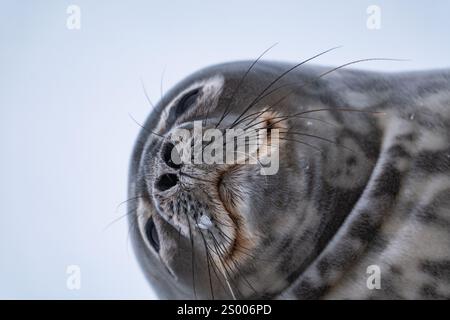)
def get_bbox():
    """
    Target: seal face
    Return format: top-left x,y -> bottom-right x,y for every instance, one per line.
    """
128,60 -> 450,299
